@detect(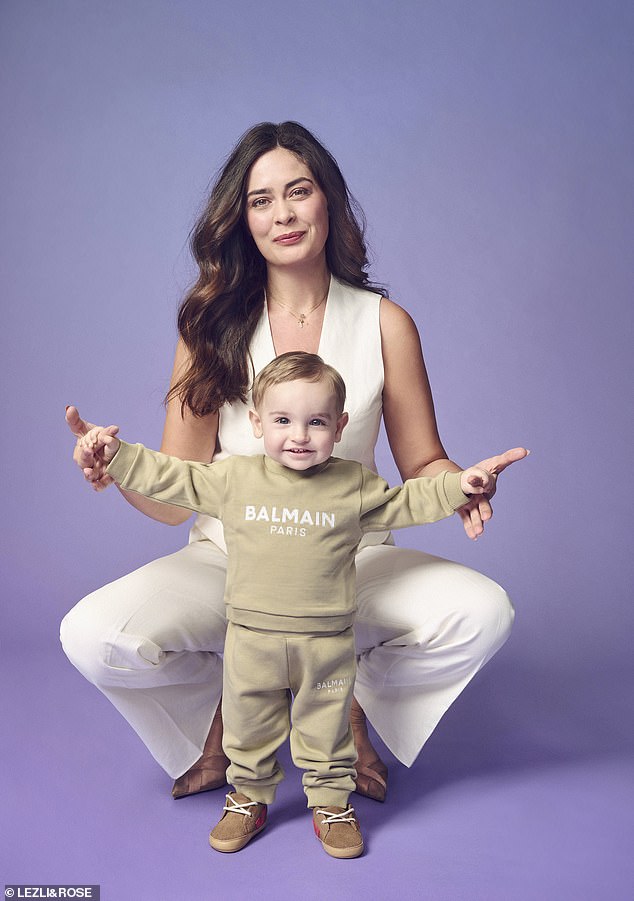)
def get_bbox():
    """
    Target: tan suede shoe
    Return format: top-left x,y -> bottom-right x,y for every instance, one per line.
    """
209,793 -> 268,853
312,805 -> 364,859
